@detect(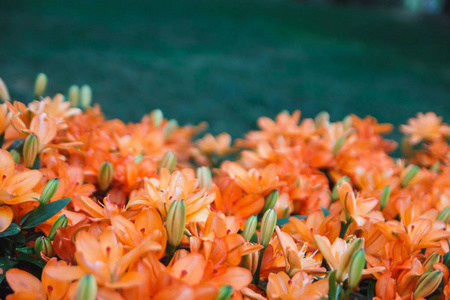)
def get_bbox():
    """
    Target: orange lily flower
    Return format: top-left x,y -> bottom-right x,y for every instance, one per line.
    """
266,271 -> 328,300
401,112 -> 450,145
